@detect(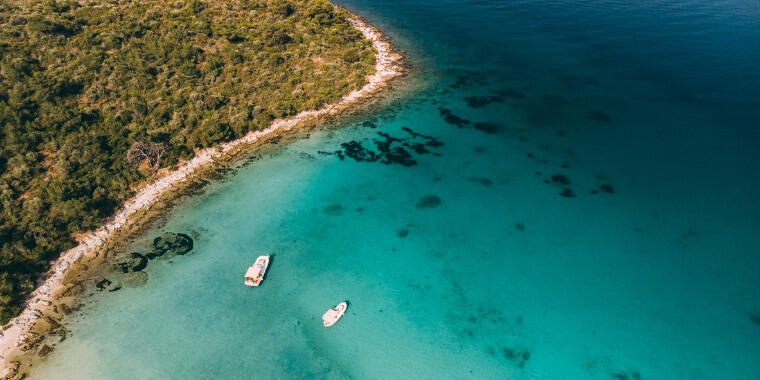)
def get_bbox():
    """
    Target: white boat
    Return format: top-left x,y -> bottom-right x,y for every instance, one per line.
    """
244,255 -> 270,287
322,302 -> 348,327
